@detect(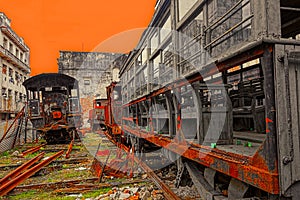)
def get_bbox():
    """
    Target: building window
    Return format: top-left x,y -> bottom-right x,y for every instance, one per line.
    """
3,38 -> 8,49
15,91 -> 18,102
9,43 -> 13,52
19,93 -> 23,101
2,88 -> 6,97
8,89 -> 12,99
15,72 -> 19,82
84,80 -> 90,85
8,68 -> 13,77
16,48 -> 19,57
20,53 -> 23,61
2,64 -> 7,74
8,68 -> 14,84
